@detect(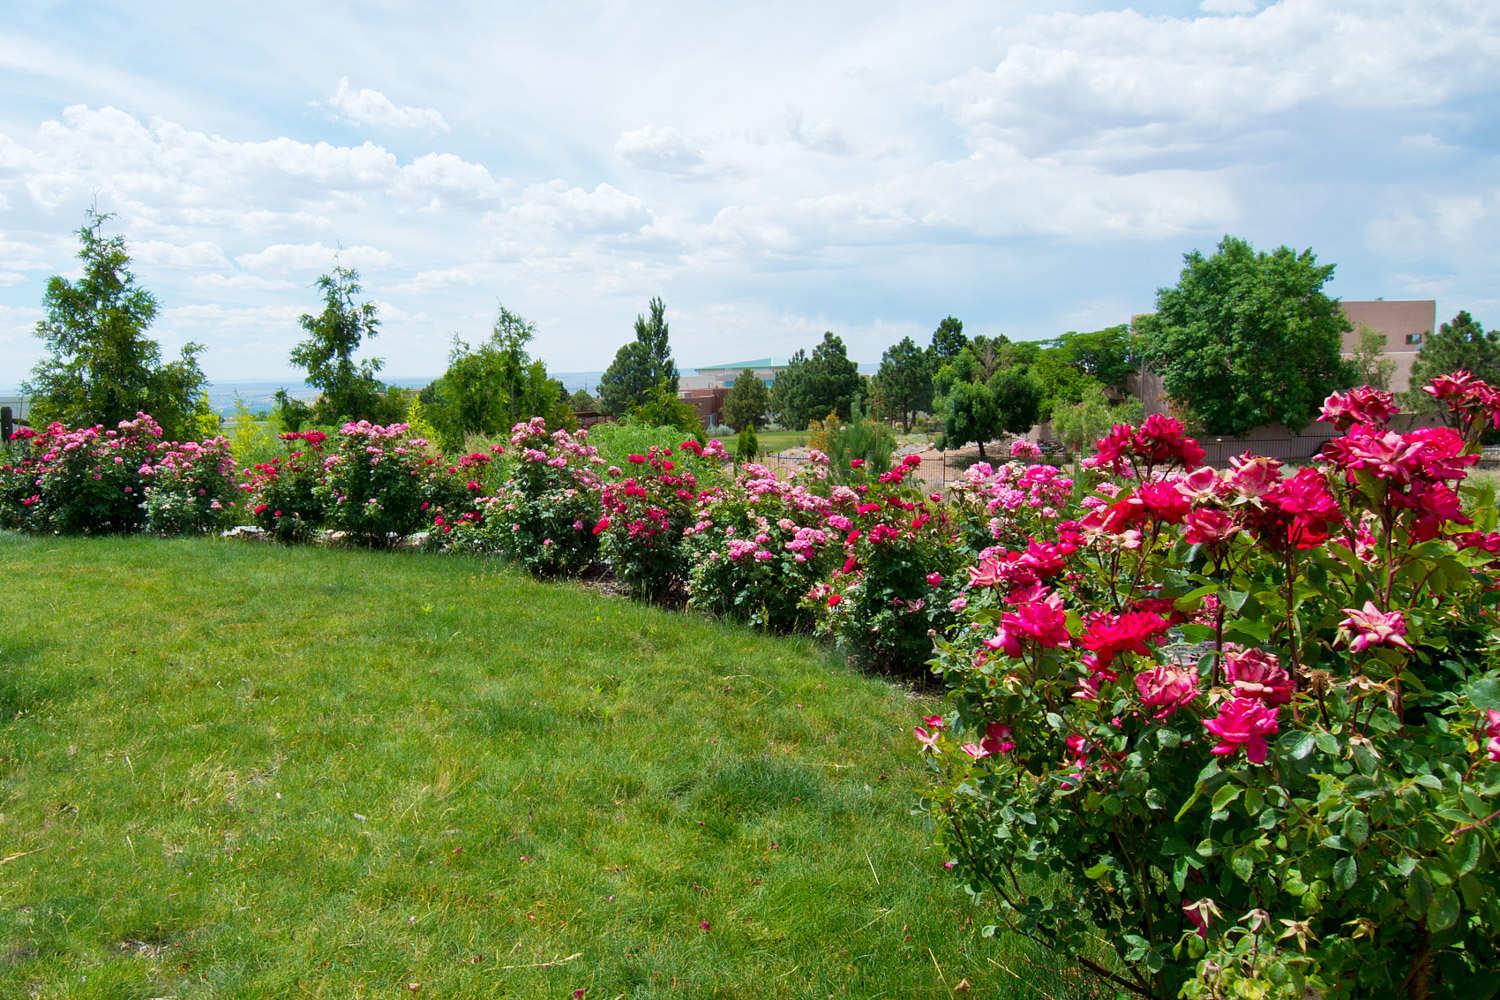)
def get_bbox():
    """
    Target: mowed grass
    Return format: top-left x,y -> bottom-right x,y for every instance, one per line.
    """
0,534 -> 1078,998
